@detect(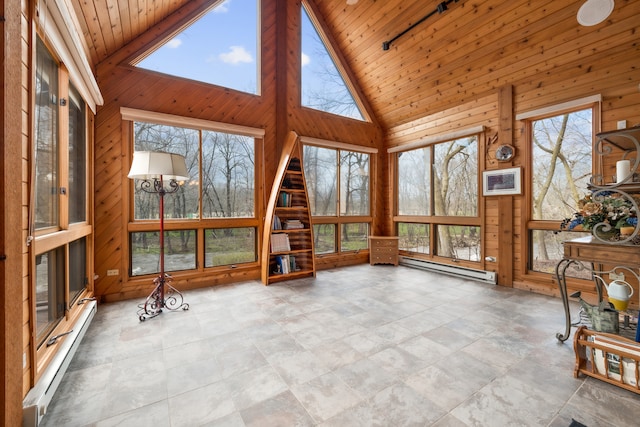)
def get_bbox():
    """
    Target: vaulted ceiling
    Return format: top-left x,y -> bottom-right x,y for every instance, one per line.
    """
71,0 -> 636,130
